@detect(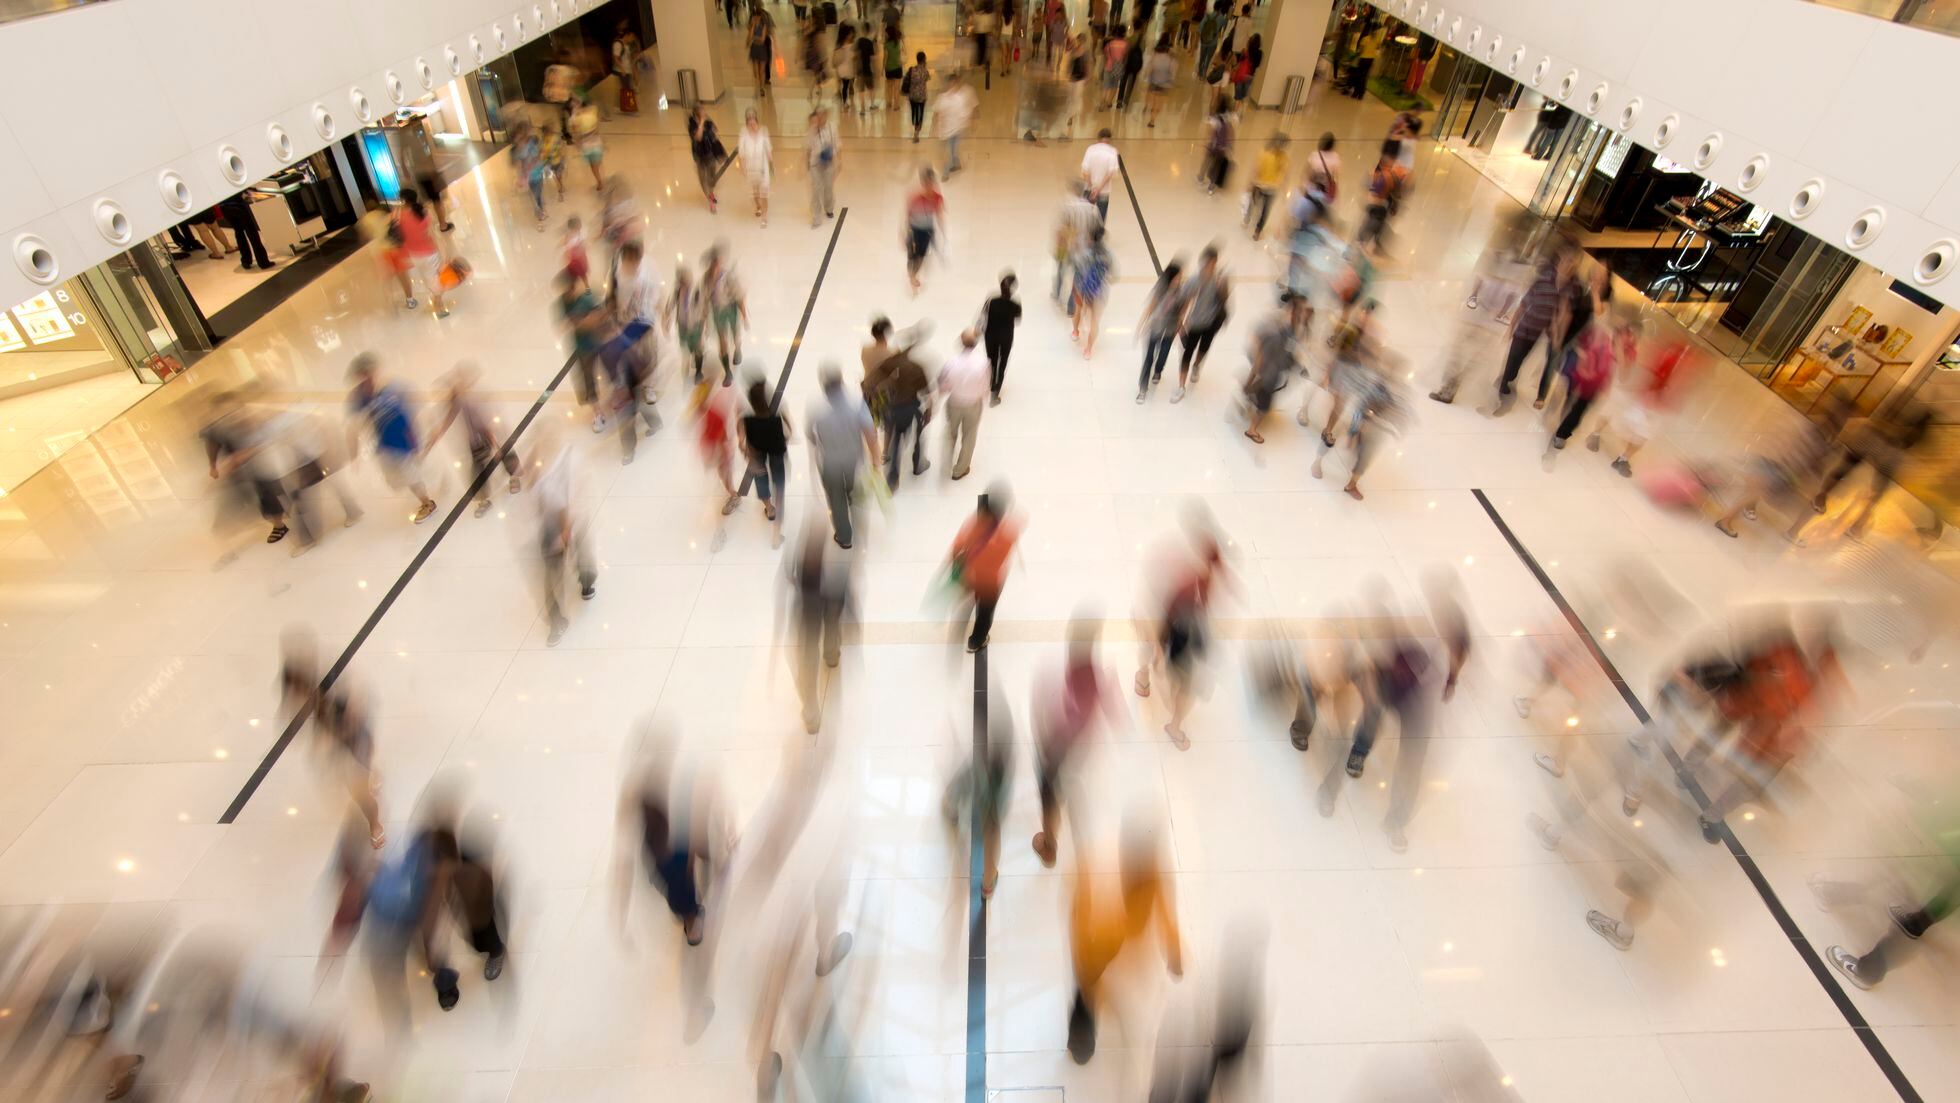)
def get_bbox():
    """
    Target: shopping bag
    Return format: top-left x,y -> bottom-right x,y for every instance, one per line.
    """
438,256 -> 472,291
